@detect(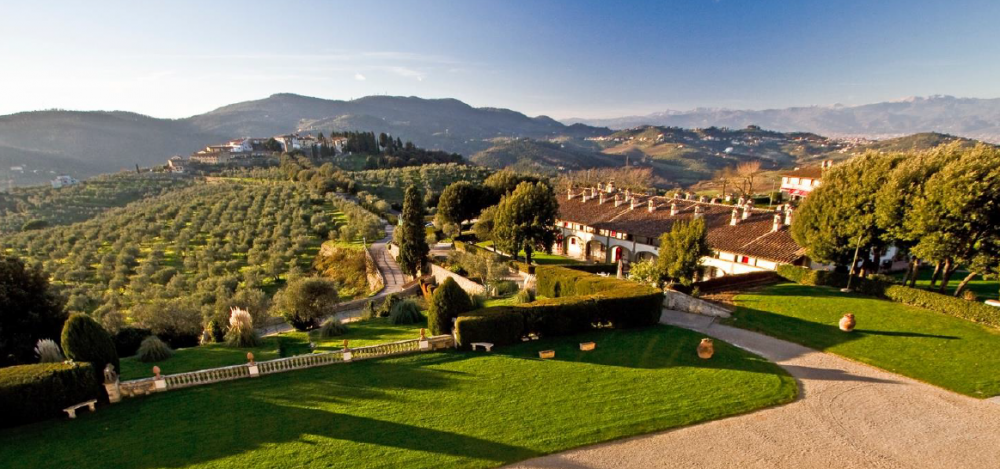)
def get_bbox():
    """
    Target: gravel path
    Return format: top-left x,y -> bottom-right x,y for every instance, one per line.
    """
506,310 -> 1000,469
